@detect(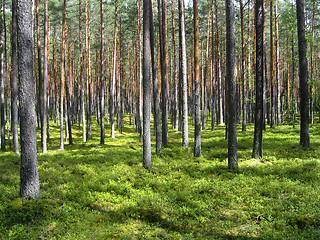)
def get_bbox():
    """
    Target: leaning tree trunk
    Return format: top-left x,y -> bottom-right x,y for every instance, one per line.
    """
296,0 -> 310,148
252,0 -> 264,159
17,0 -> 40,199
226,0 -> 238,169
